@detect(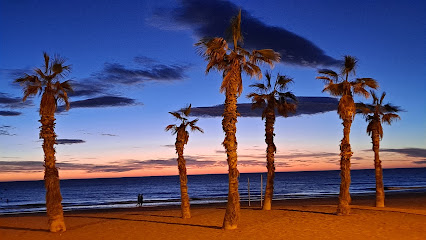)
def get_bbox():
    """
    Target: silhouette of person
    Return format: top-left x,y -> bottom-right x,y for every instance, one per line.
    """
137,194 -> 143,207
